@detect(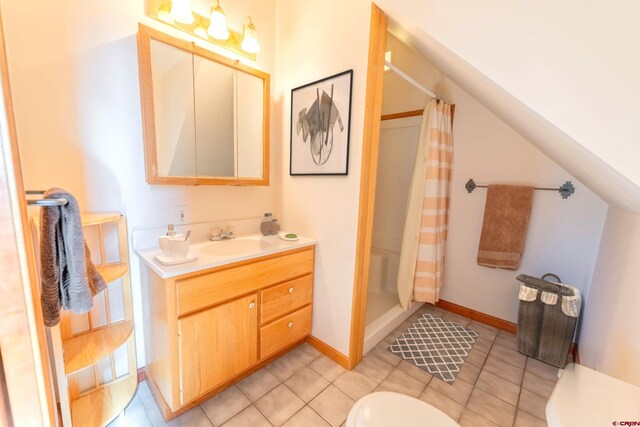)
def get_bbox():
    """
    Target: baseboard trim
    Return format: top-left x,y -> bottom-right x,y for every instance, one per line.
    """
137,367 -> 148,383
306,335 -> 350,369
436,299 -> 517,333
